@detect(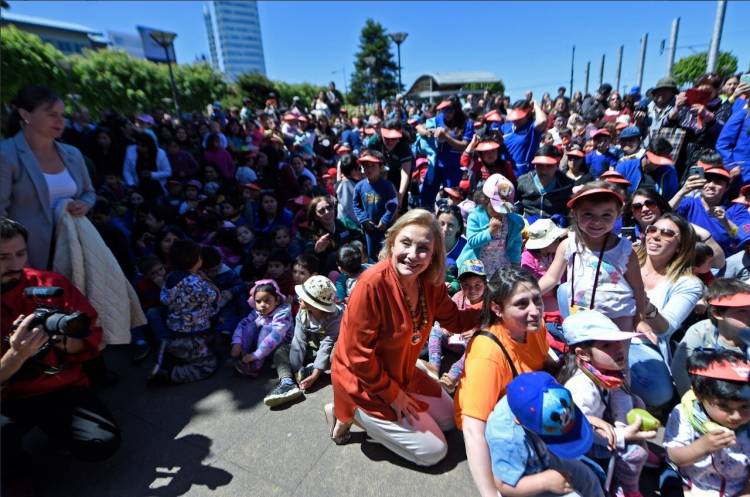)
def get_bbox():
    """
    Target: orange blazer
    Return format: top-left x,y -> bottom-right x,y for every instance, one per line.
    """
331,259 -> 481,422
